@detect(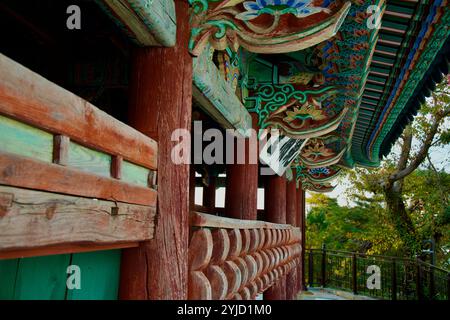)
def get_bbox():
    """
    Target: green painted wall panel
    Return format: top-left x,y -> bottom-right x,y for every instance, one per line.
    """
13,254 -> 71,300
66,250 -> 121,300
68,142 -> 111,177
0,115 -> 53,162
122,160 -> 149,187
0,251 -> 121,300
0,258 -> 19,299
